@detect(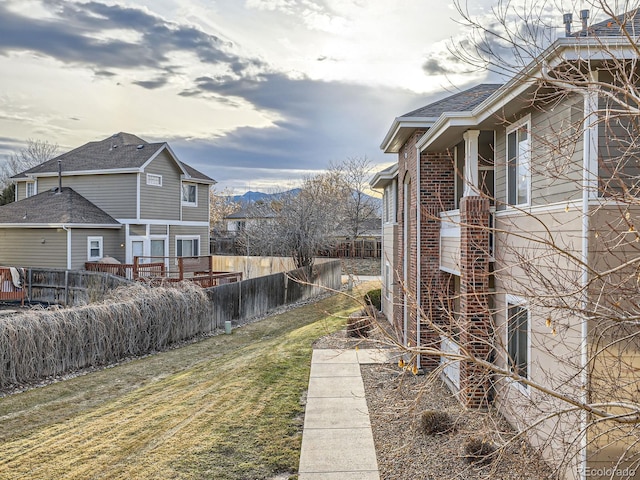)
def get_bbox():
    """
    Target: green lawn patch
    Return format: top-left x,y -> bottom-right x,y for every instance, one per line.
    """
0,283 -> 374,479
